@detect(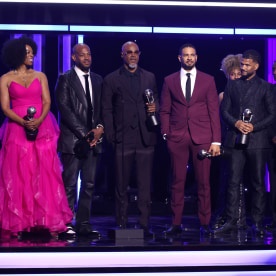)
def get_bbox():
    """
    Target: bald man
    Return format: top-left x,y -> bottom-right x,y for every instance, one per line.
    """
55,44 -> 103,237
102,41 -> 158,237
